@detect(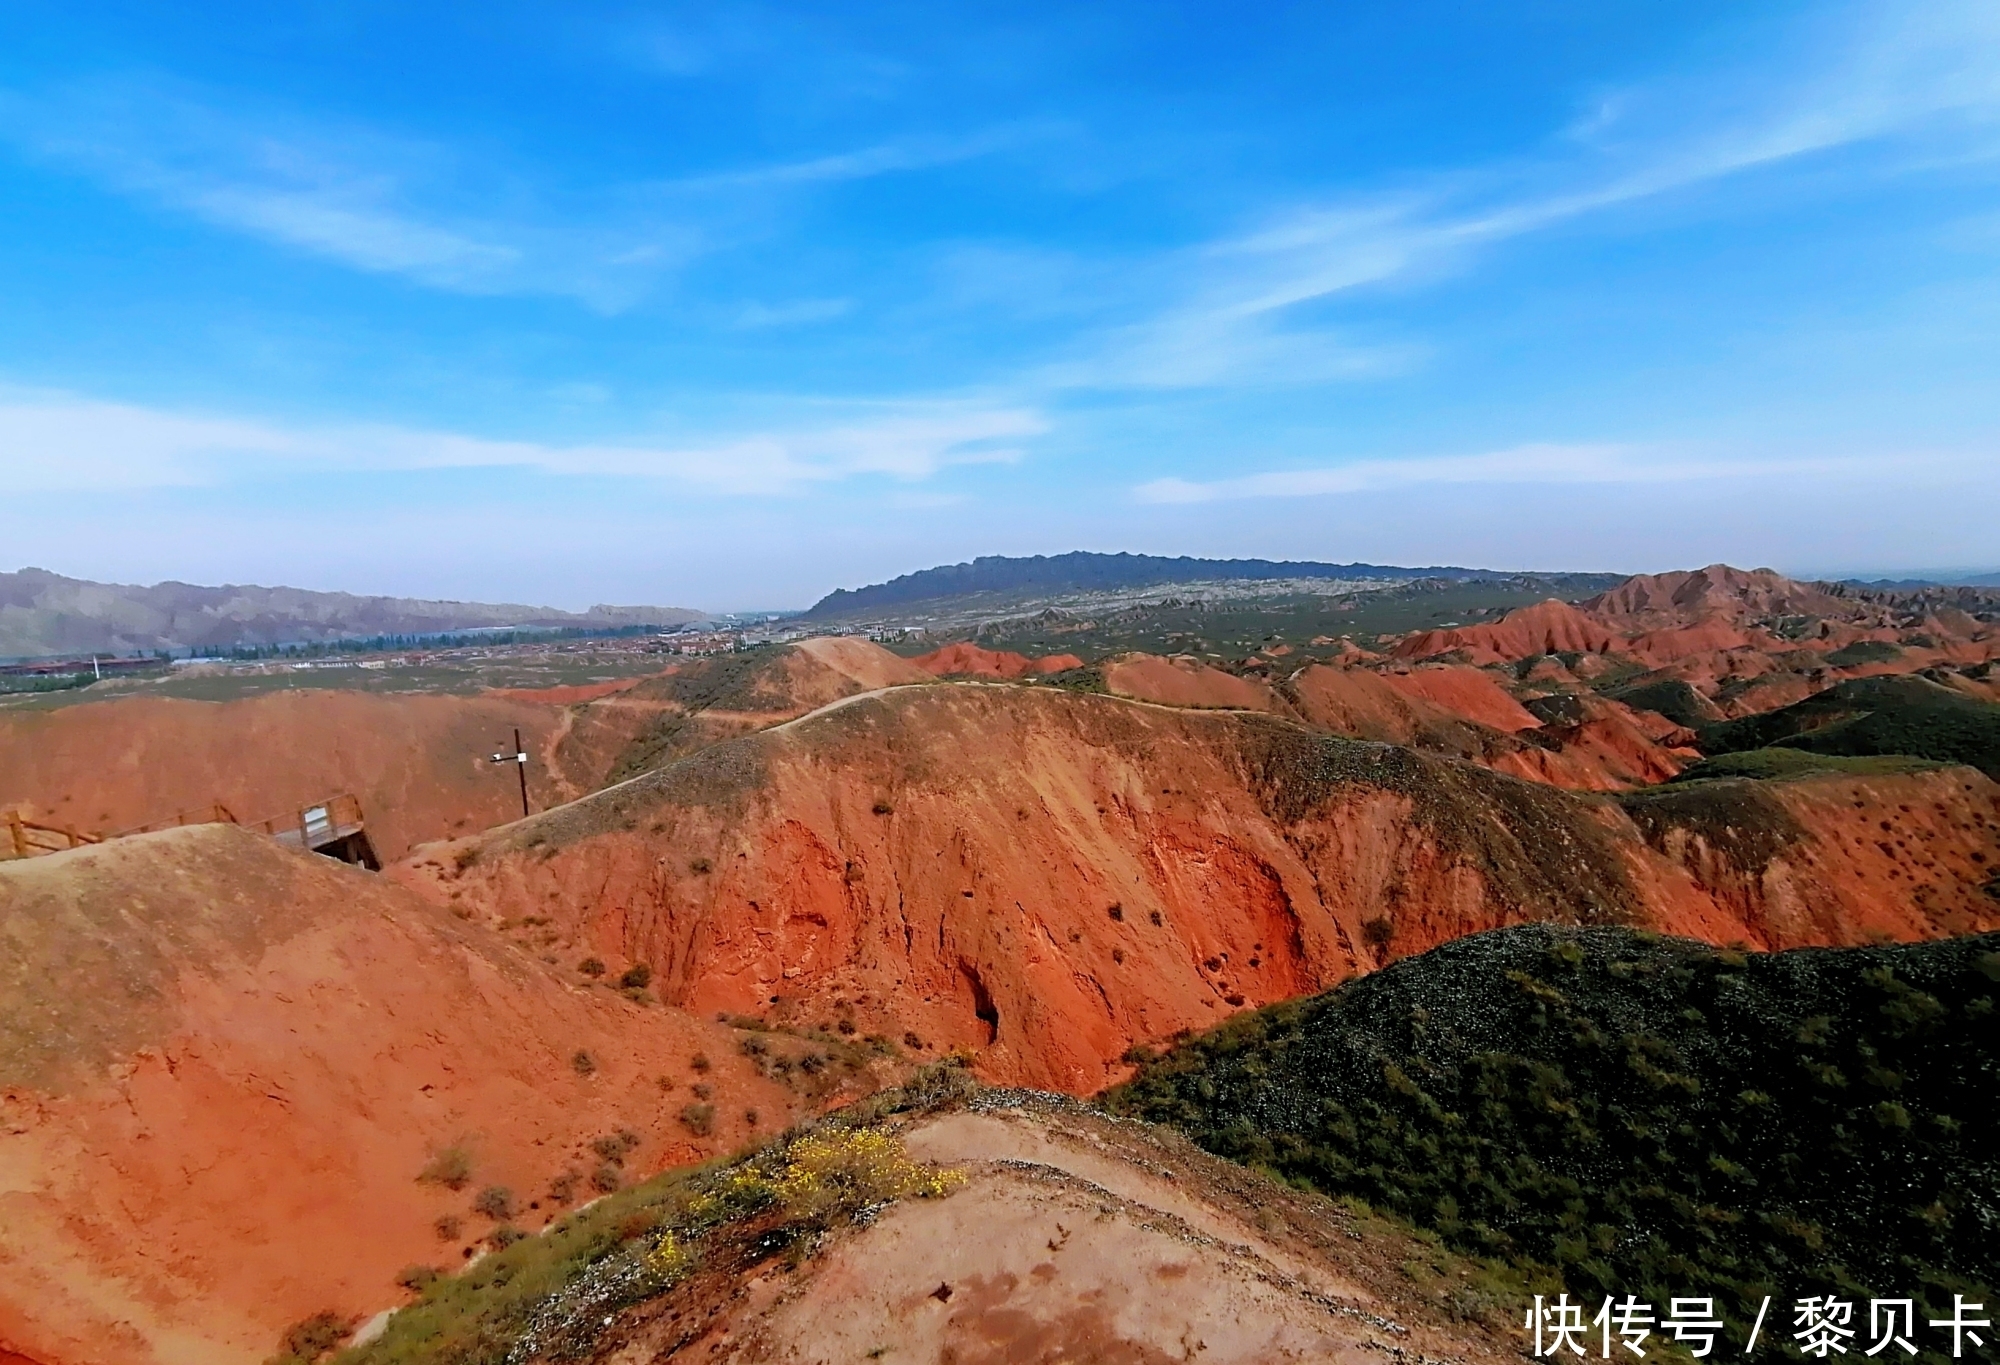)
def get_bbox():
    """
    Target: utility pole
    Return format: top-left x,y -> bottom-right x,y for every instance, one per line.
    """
490,728 -> 529,819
